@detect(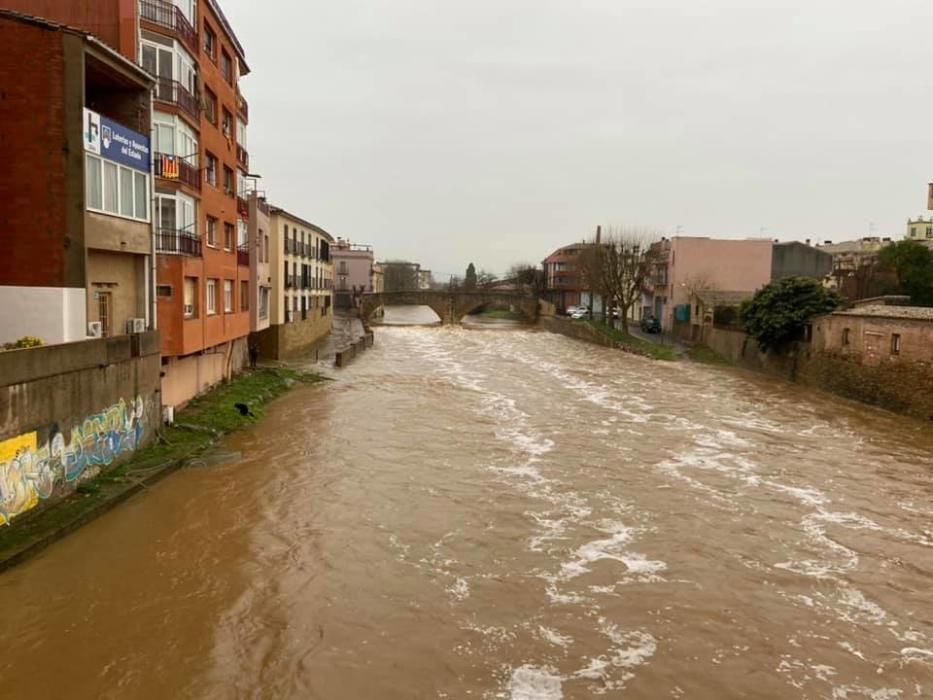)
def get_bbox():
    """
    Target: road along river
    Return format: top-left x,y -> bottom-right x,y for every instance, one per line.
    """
0,323 -> 931,699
